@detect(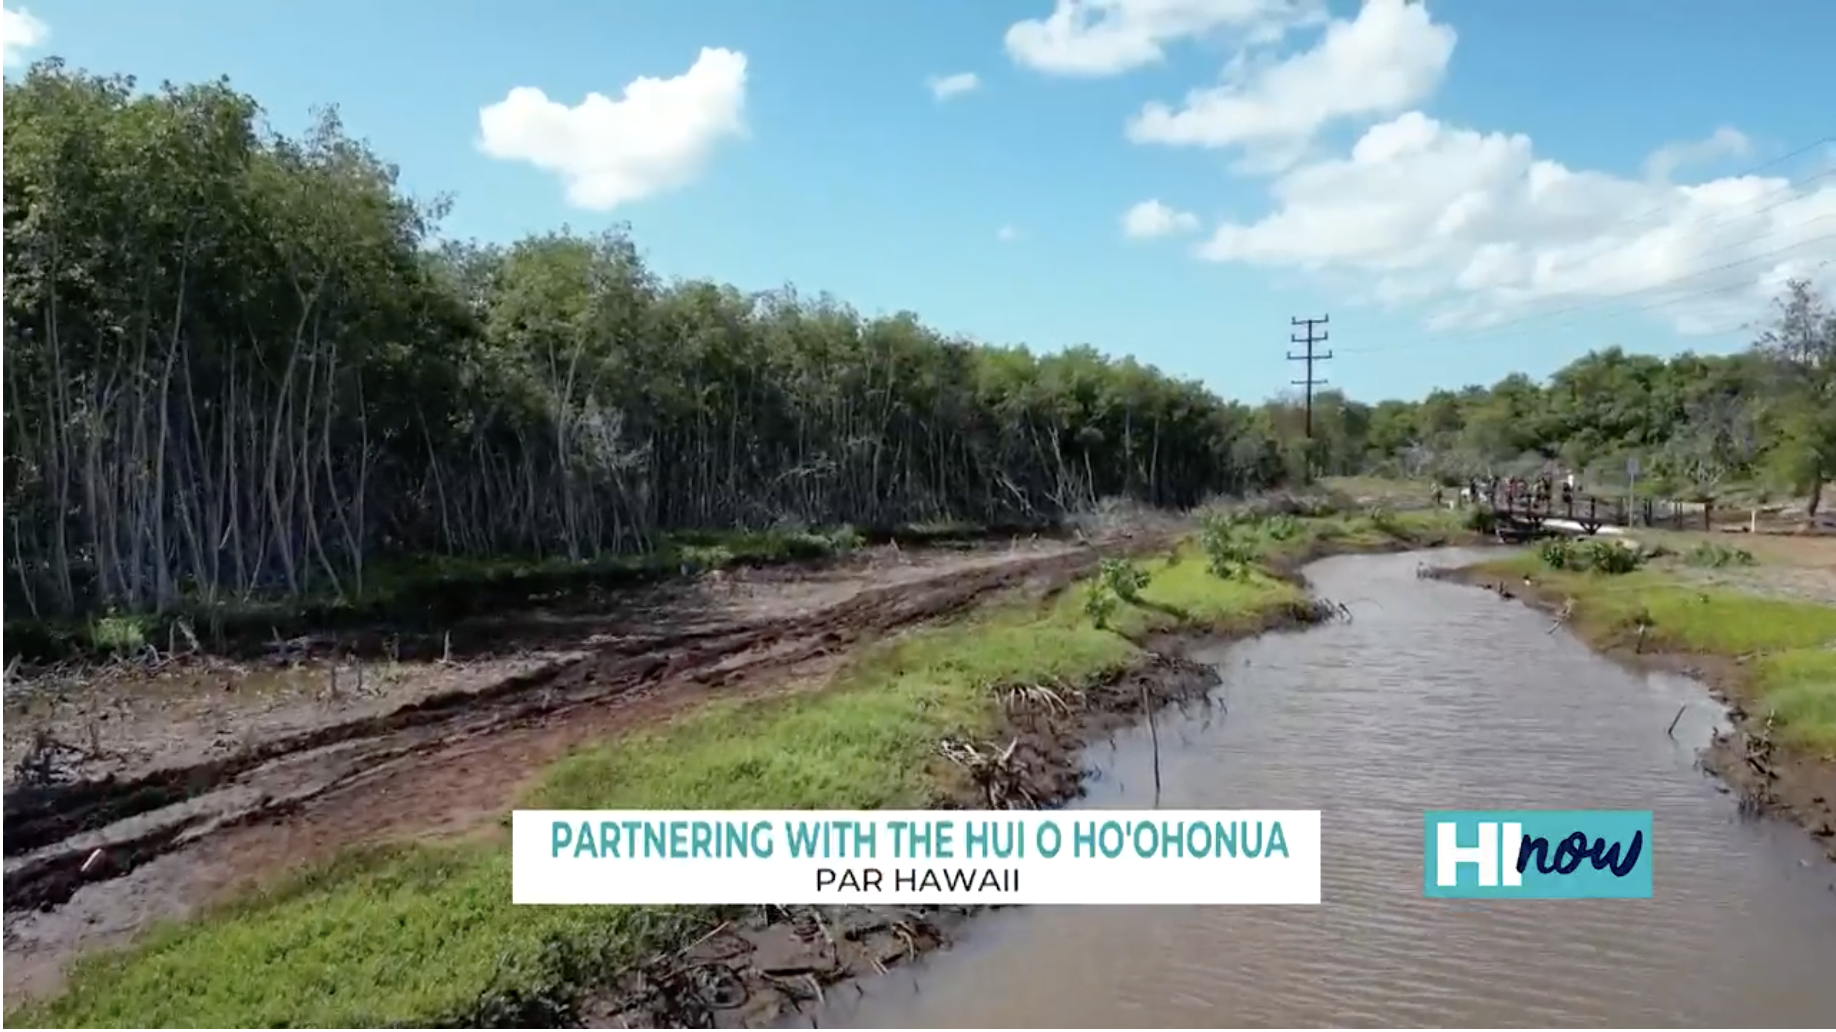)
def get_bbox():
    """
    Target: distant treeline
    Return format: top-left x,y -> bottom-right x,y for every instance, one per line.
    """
1289,308 -> 1832,504
4,60 -> 1833,621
